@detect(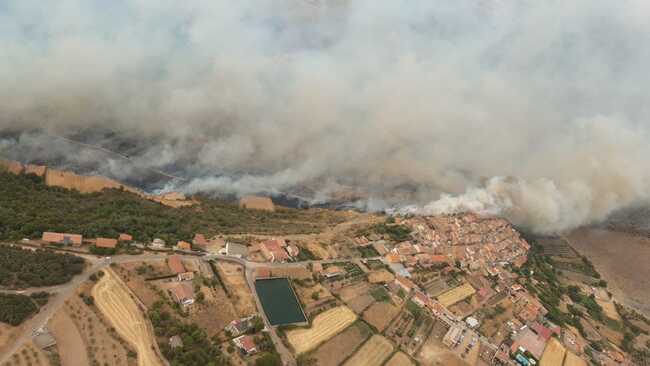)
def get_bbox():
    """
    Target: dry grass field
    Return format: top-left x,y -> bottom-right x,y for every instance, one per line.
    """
337,282 -> 375,313
307,242 -> 330,259
66,286 -> 133,366
385,351 -> 415,366
478,309 -> 514,343
215,262 -> 256,316
188,285 -> 239,337
596,299 -> 621,321
296,283 -> 333,307
417,335 -> 466,366
368,270 -> 394,284
540,338 -> 566,366
563,351 -> 587,366
93,270 -> 164,366
310,321 -> 372,366
115,261 -> 171,308
49,309 -> 88,366
437,283 -> 476,307
1,342 -> 50,366
362,302 -> 400,331
286,306 -> 357,355
566,228 -> 650,317
343,335 -> 393,366
0,323 -> 19,358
